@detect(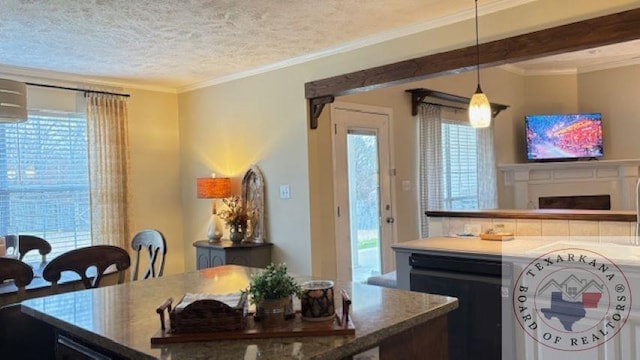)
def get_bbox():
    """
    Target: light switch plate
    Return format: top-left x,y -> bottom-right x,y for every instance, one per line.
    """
402,180 -> 411,192
279,184 -> 291,199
